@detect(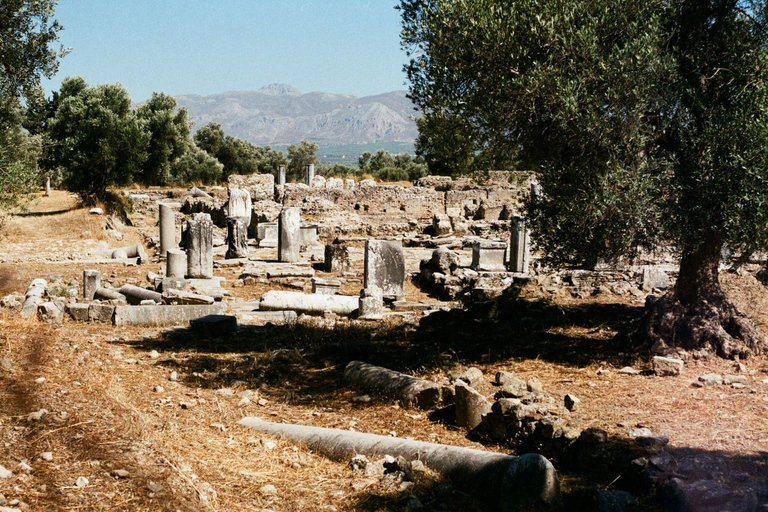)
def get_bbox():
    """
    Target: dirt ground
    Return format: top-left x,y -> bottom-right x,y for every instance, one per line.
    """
1,191 -> 767,511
